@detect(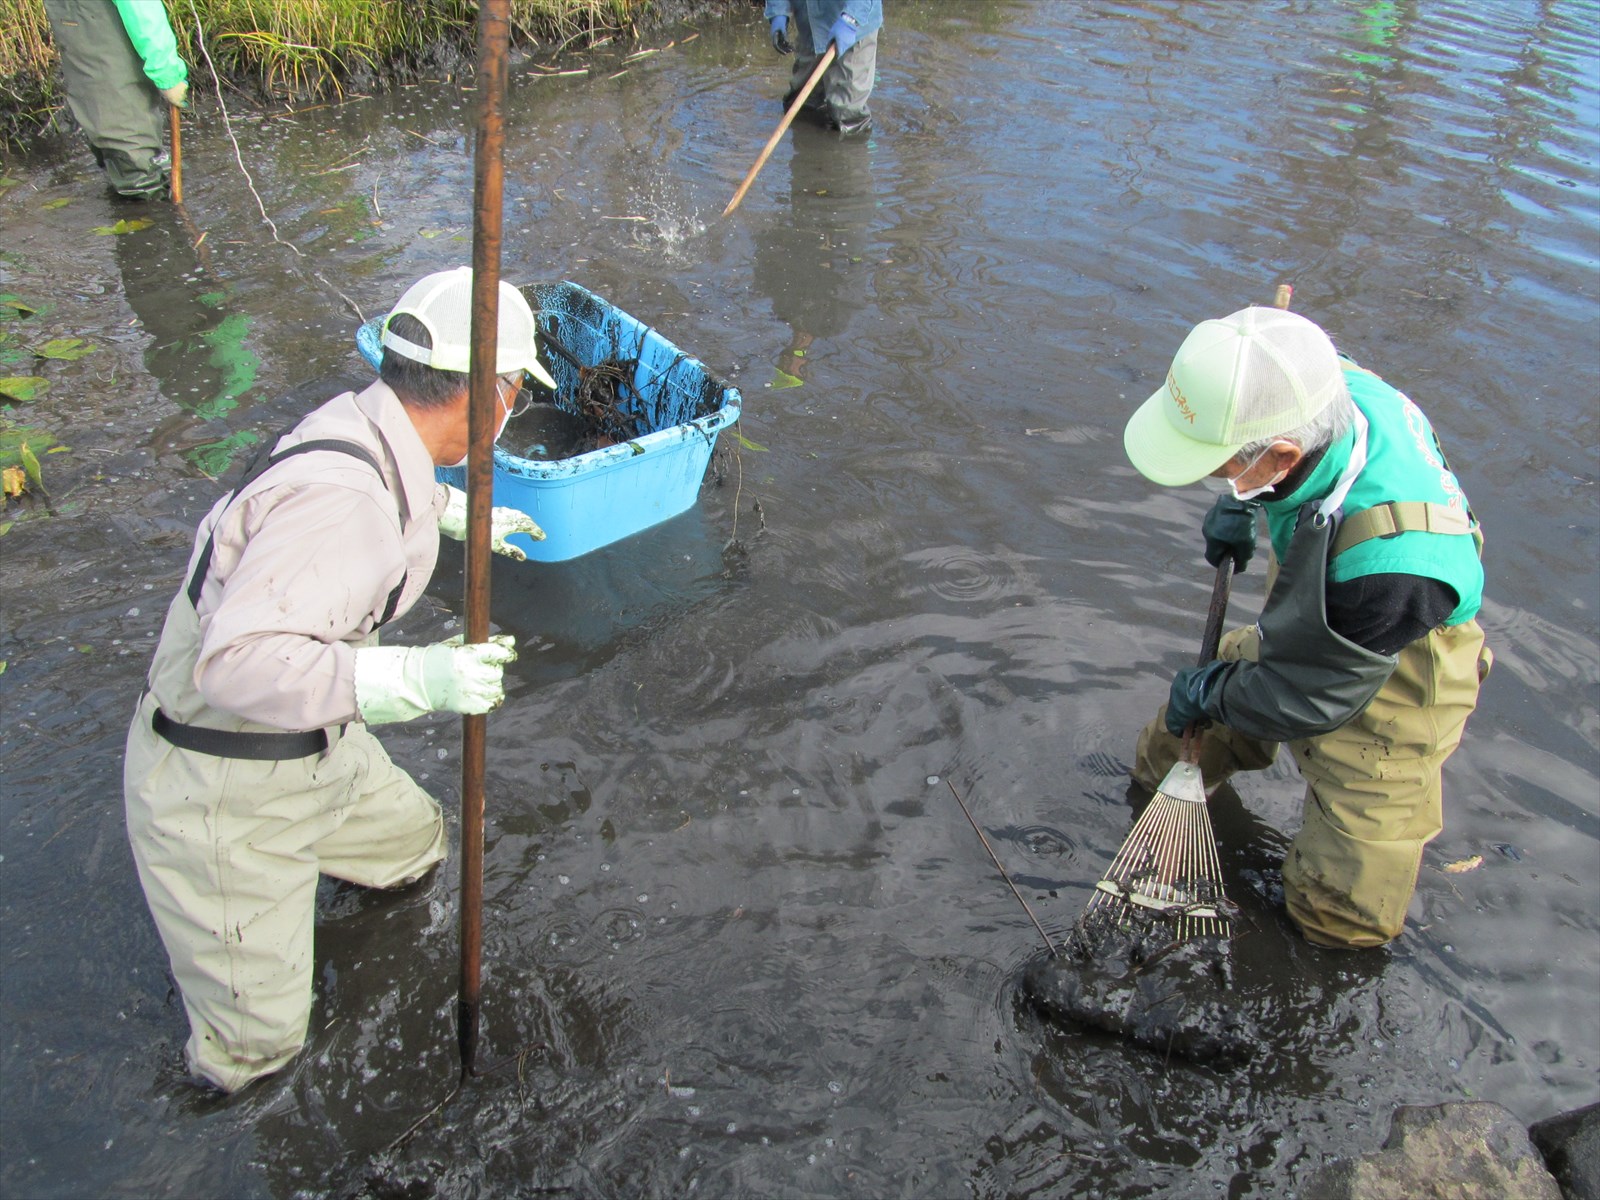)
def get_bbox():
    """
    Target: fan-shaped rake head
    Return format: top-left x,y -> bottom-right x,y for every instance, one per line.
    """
1077,760 -> 1233,948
